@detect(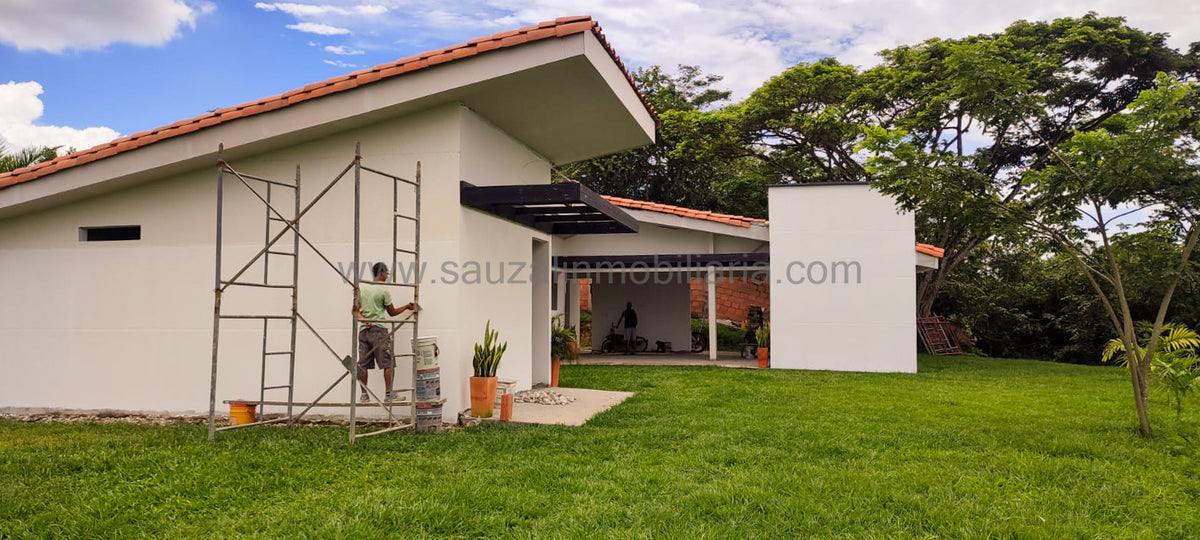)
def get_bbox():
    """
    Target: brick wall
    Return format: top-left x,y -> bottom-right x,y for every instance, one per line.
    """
578,278 -> 591,311
689,275 -> 769,322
